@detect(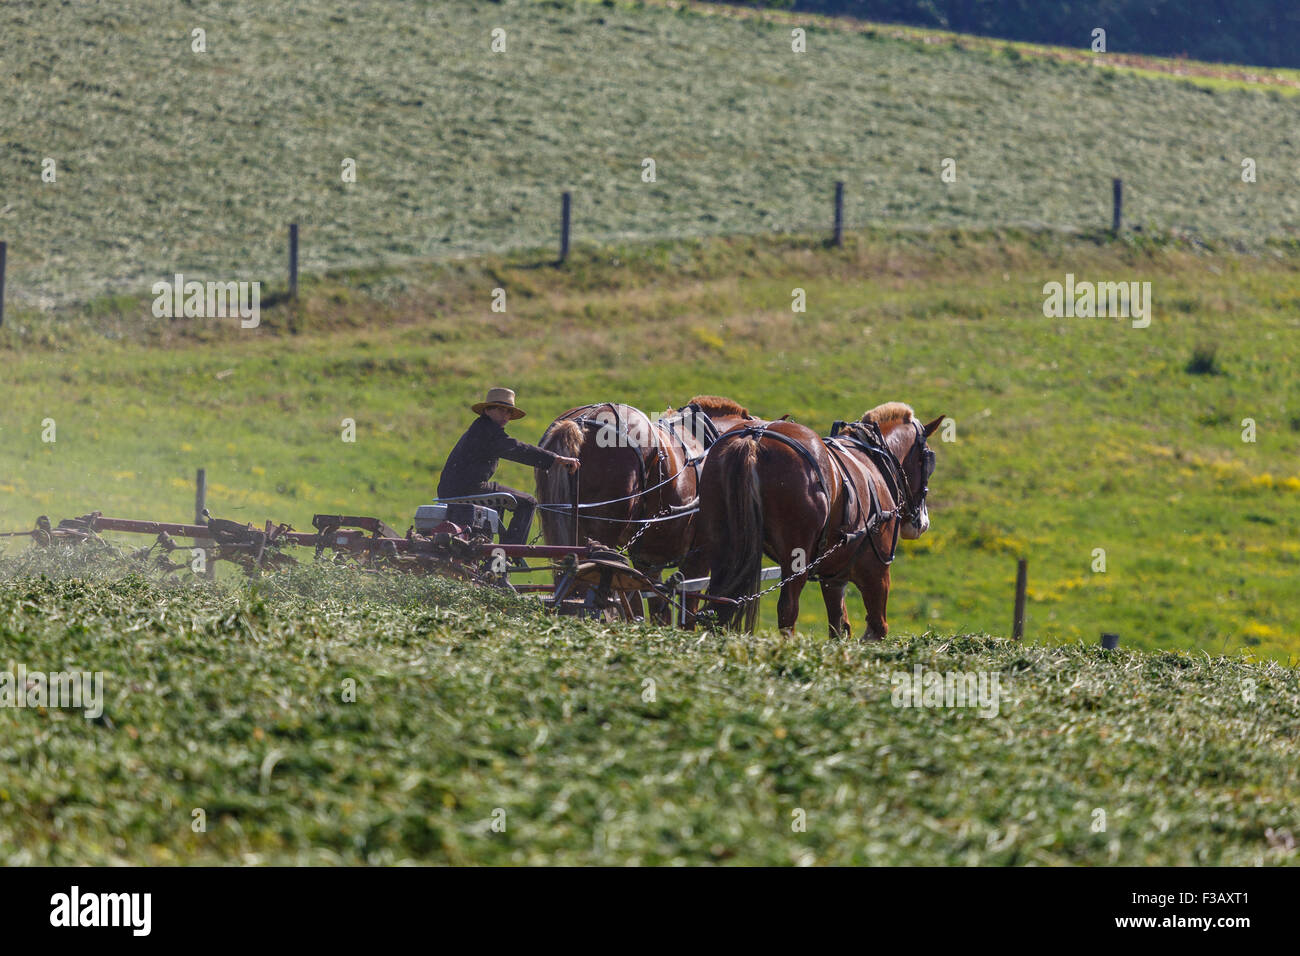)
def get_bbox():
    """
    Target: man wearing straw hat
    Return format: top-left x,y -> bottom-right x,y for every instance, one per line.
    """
438,387 -> 579,545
